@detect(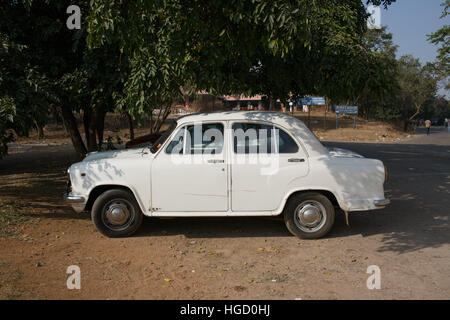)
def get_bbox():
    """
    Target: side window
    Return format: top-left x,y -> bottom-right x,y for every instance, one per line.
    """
166,123 -> 224,154
165,127 -> 185,154
232,123 -> 299,154
277,127 -> 299,153
233,123 -> 273,154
